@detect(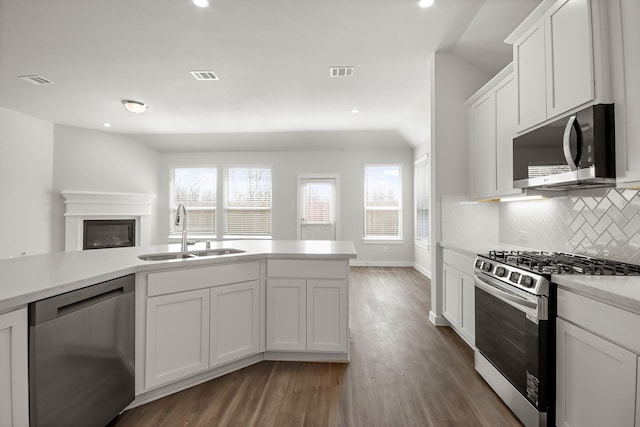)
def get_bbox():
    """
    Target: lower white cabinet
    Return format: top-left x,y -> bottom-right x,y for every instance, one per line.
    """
442,249 -> 475,346
210,280 -> 260,367
556,318 -> 636,427
145,289 -> 211,389
0,307 -> 29,427
266,278 -> 348,353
